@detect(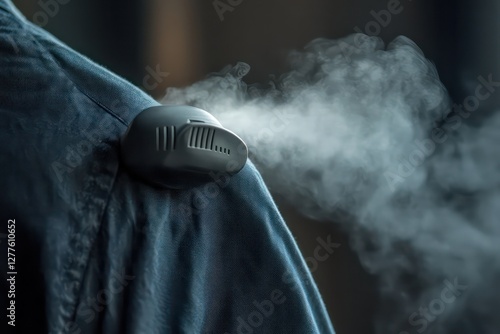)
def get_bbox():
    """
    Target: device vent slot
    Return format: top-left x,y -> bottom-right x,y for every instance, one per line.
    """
163,126 -> 167,151
170,126 -> 176,150
156,127 -> 159,151
196,127 -> 204,148
201,128 -> 209,149
189,127 -> 197,147
209,129 -> 216,150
